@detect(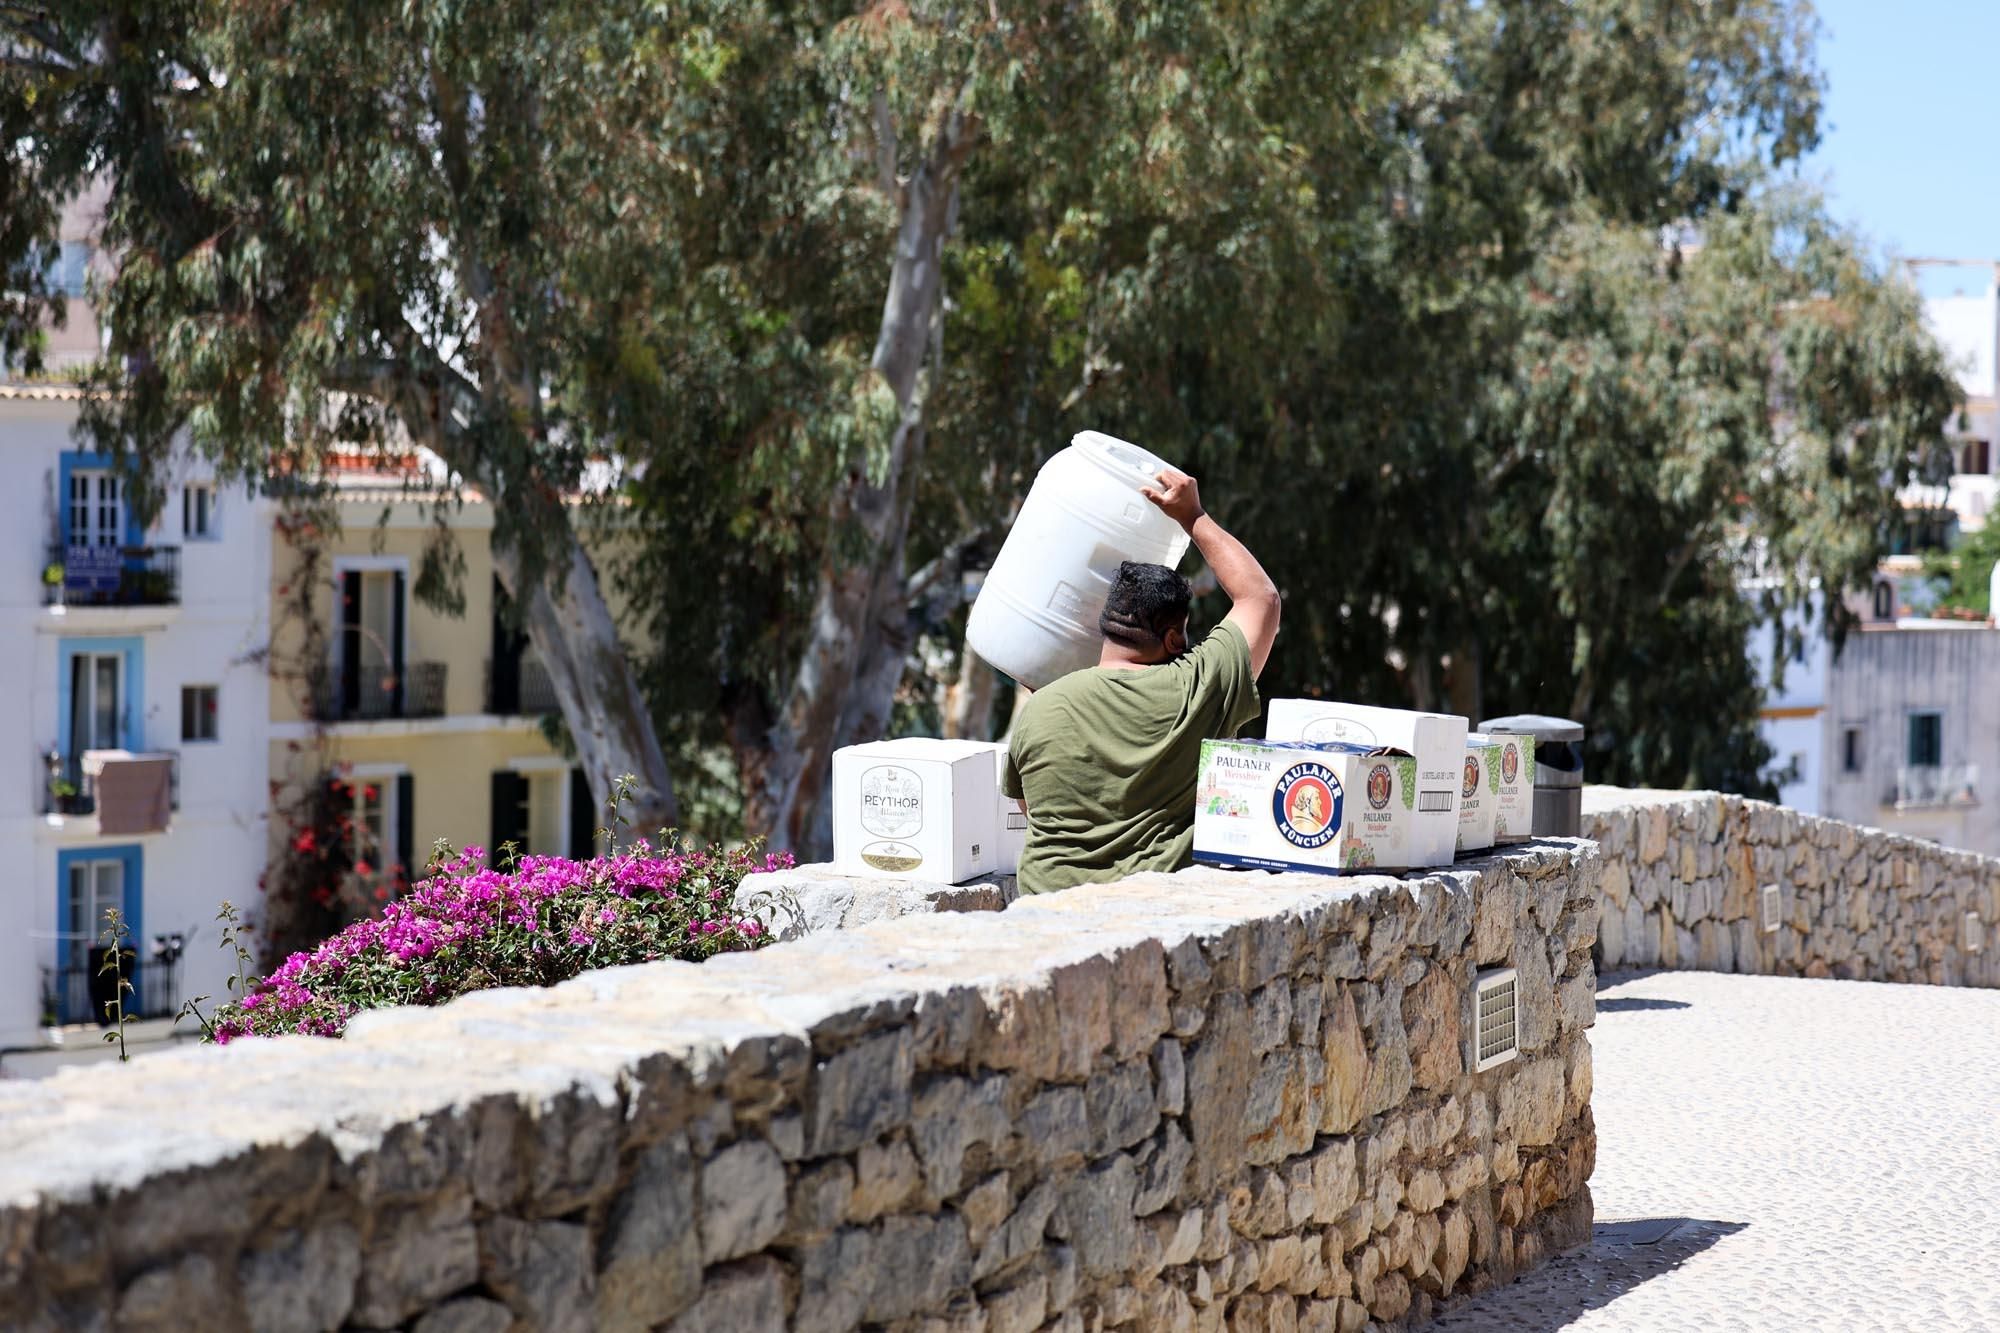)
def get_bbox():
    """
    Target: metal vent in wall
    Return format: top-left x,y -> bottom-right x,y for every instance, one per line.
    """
1761,883 -> 1781,934
1474,968 -> 1519,1072
1967,913 -> 1984,955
